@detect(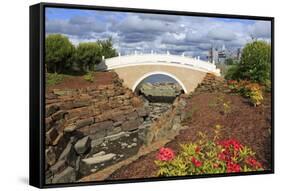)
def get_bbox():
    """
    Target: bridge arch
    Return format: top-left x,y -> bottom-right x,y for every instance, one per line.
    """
132,71 -> 188,93
96,54 -> 220,94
